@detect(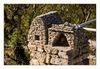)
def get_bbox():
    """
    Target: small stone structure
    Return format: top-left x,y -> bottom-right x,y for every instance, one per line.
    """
28,11 -> 89,65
